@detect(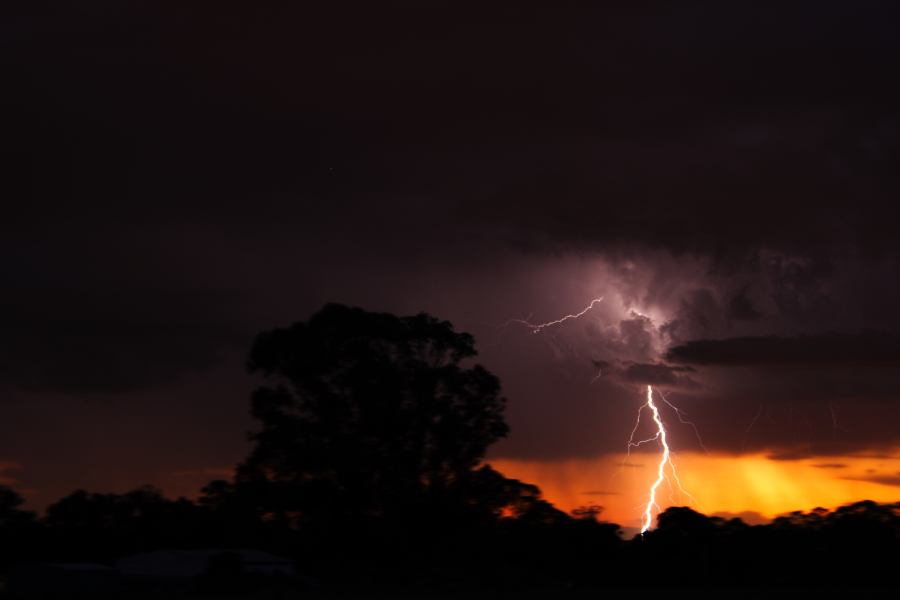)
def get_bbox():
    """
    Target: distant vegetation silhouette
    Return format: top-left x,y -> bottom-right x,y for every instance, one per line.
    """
0,304 -> 898,595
